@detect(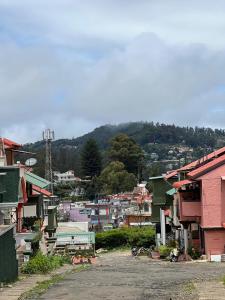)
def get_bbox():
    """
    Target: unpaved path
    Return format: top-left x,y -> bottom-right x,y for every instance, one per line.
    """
36,251 -> 225,300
